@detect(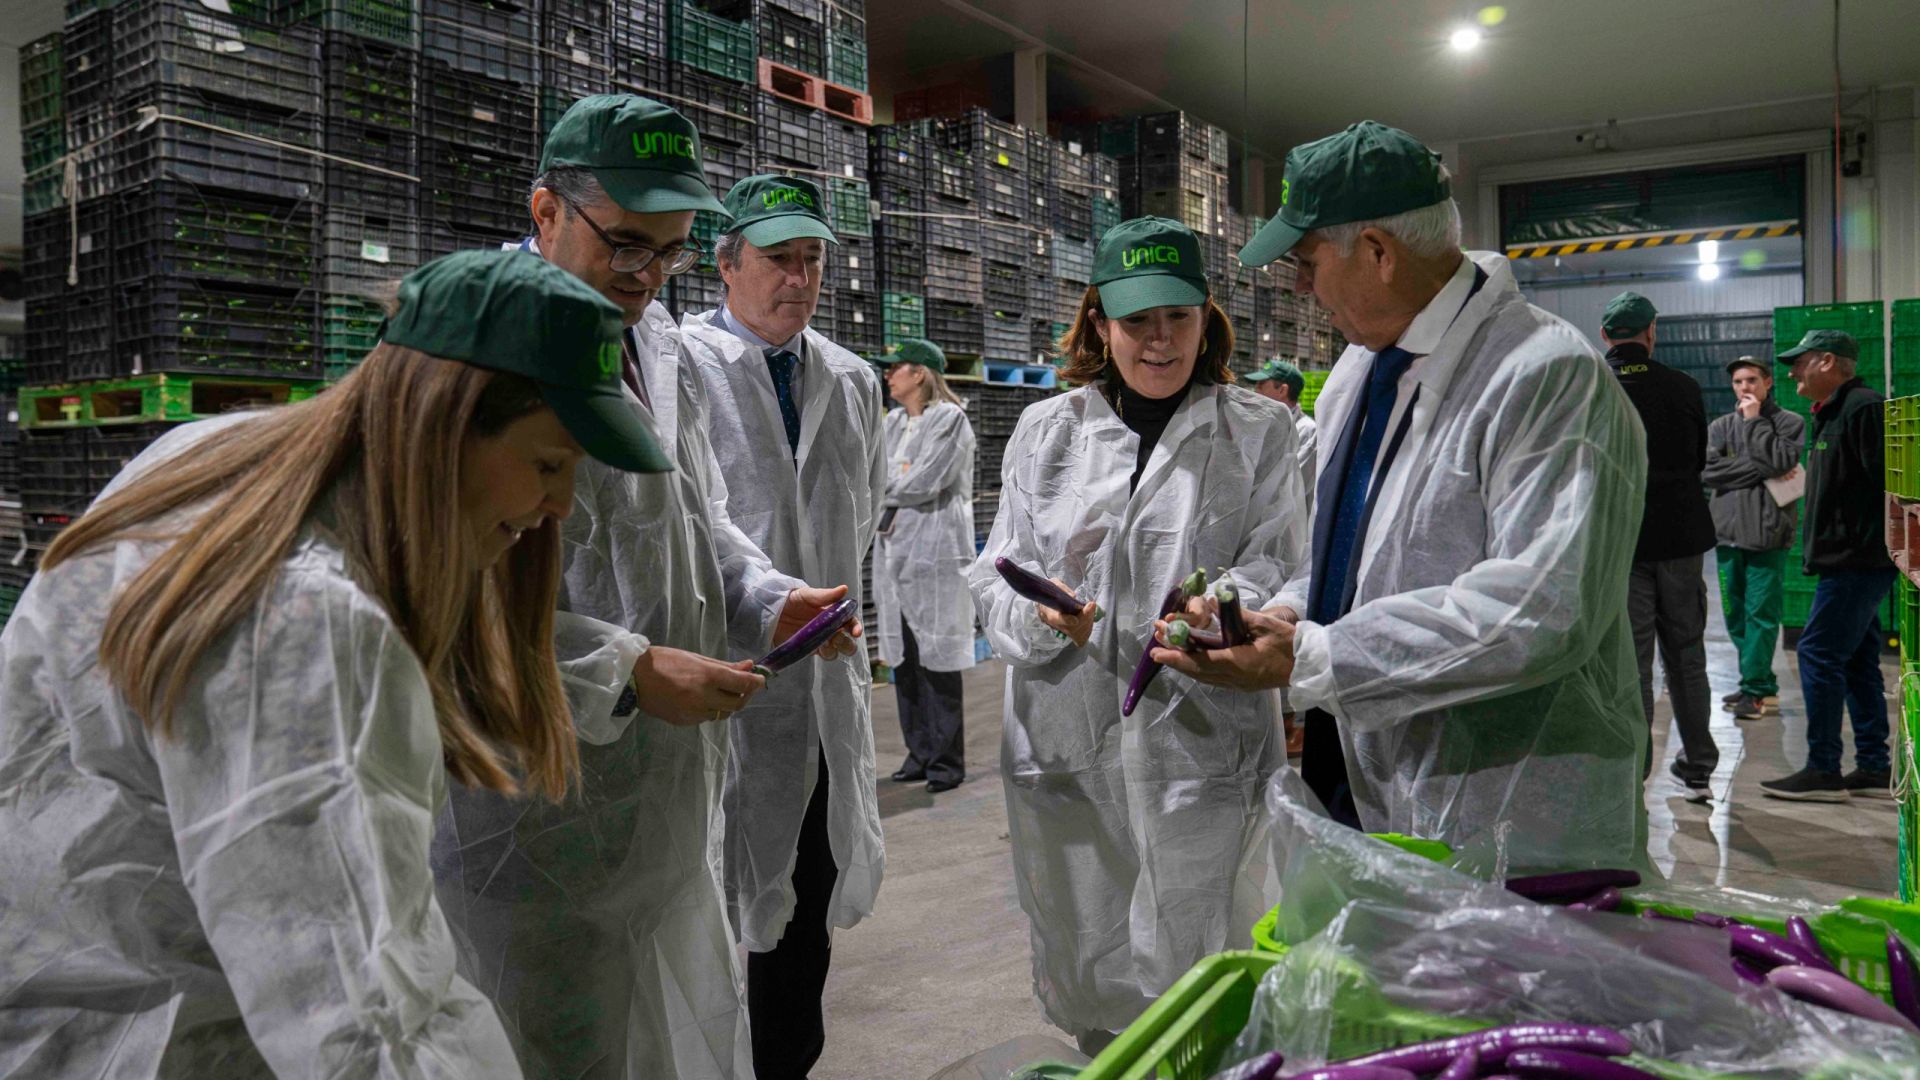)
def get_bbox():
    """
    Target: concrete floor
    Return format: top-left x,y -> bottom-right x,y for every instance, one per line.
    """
815,572 -> 1903,1078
